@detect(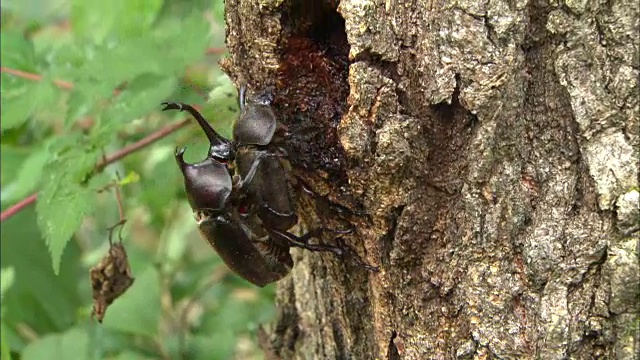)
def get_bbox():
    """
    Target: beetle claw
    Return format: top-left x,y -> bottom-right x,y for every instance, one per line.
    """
334,238 -> 380,273
161,102 -> 184,112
